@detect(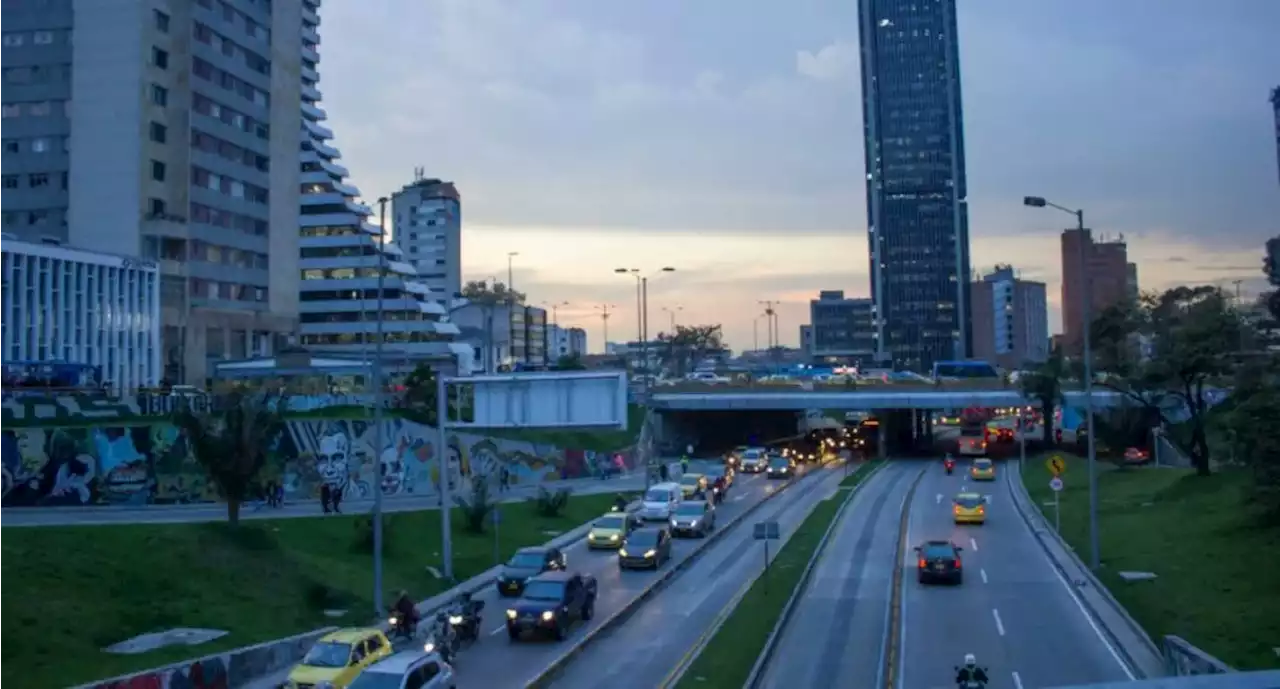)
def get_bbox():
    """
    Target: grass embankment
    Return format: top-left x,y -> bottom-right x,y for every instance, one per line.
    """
482,404 -> 646,451
1,493 -> 618,689
674,461 -> 881,689
1023,455 -> 1280,670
